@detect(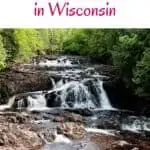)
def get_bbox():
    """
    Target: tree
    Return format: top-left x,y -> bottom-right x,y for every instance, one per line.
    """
112,34 -> 143,87
0,35 -> 6,70
13,29 -> 45,62
133,49 -> 150,97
